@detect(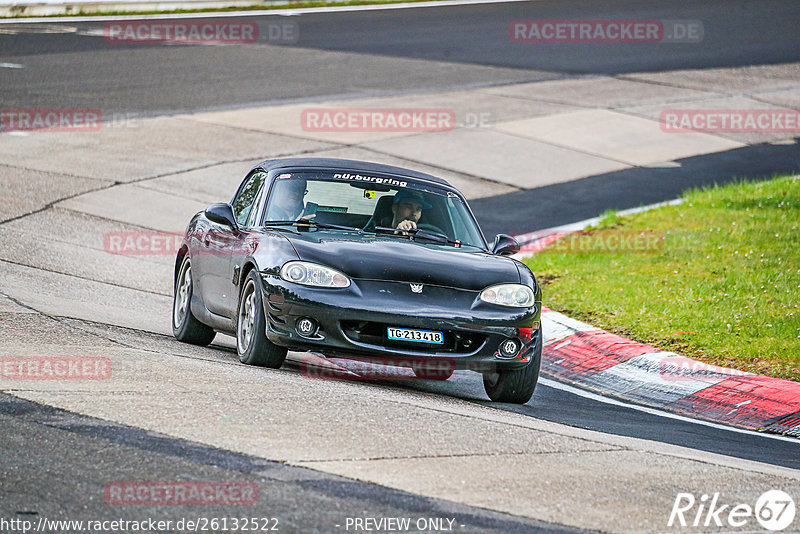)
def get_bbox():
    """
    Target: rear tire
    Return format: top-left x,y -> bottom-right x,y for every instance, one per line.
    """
172,256 -> 216,346
482,329 -> 542,404
237,270 -> 287,368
